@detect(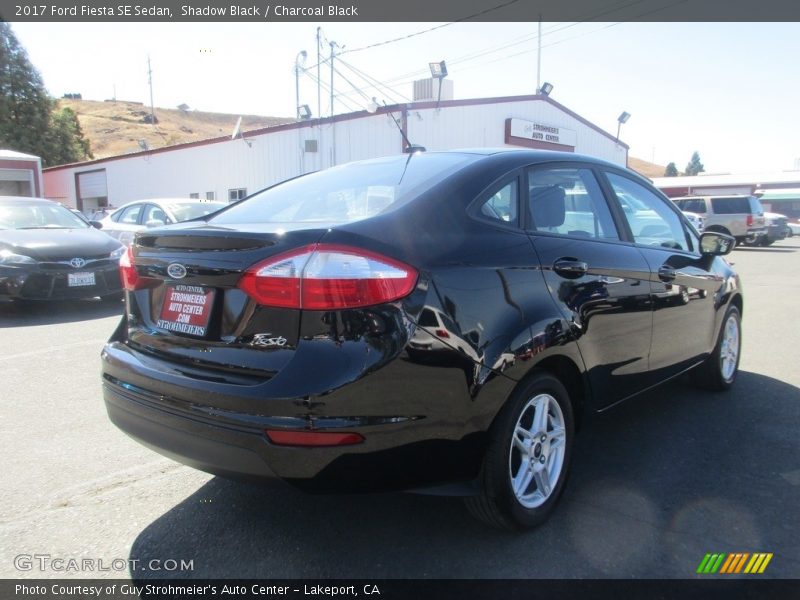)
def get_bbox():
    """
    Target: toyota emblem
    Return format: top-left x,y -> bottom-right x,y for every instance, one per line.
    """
167,263 -> 188,279
70,257 -> 86,268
